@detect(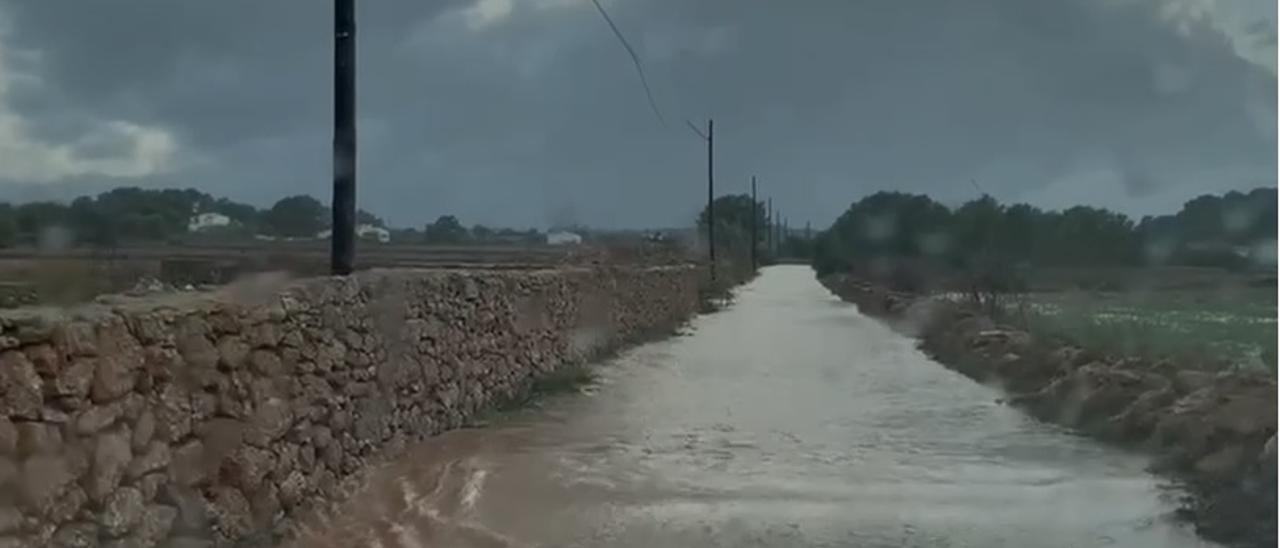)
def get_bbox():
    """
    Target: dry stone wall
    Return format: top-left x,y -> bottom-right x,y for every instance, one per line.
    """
0,265 -> 701,547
